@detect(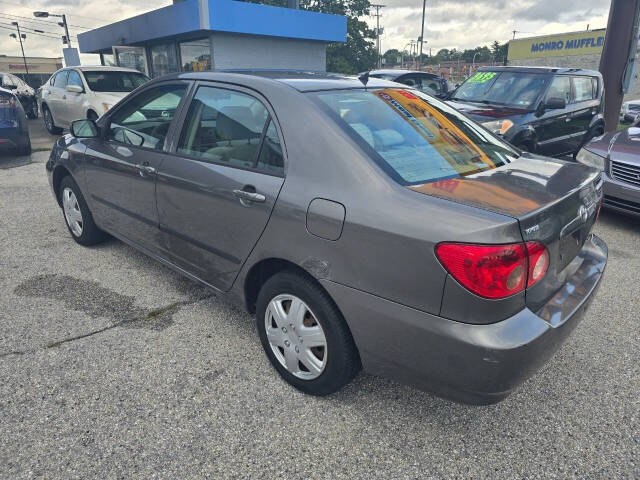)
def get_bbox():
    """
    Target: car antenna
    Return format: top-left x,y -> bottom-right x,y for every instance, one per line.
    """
358,71 -> 369,89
